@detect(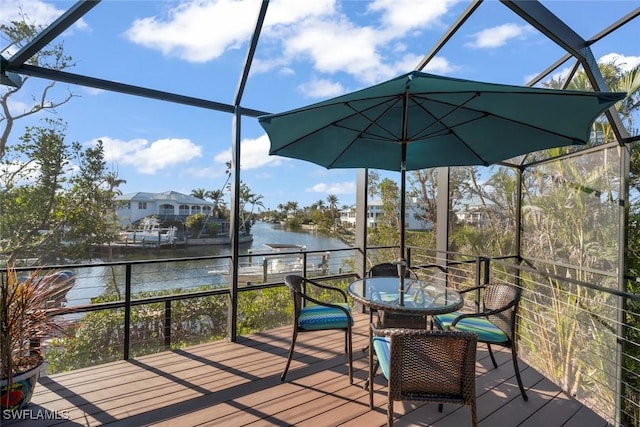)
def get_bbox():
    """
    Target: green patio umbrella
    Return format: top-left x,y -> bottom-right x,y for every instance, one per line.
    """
259,71 -> 623,299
